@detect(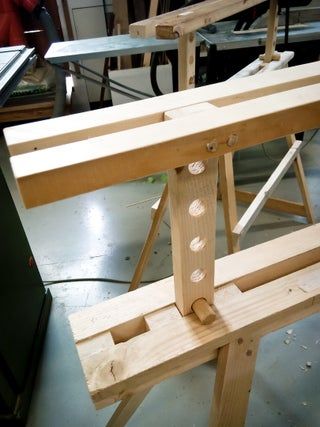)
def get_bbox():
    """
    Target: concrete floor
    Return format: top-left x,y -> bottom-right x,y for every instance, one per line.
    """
0,128 -> 320,427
